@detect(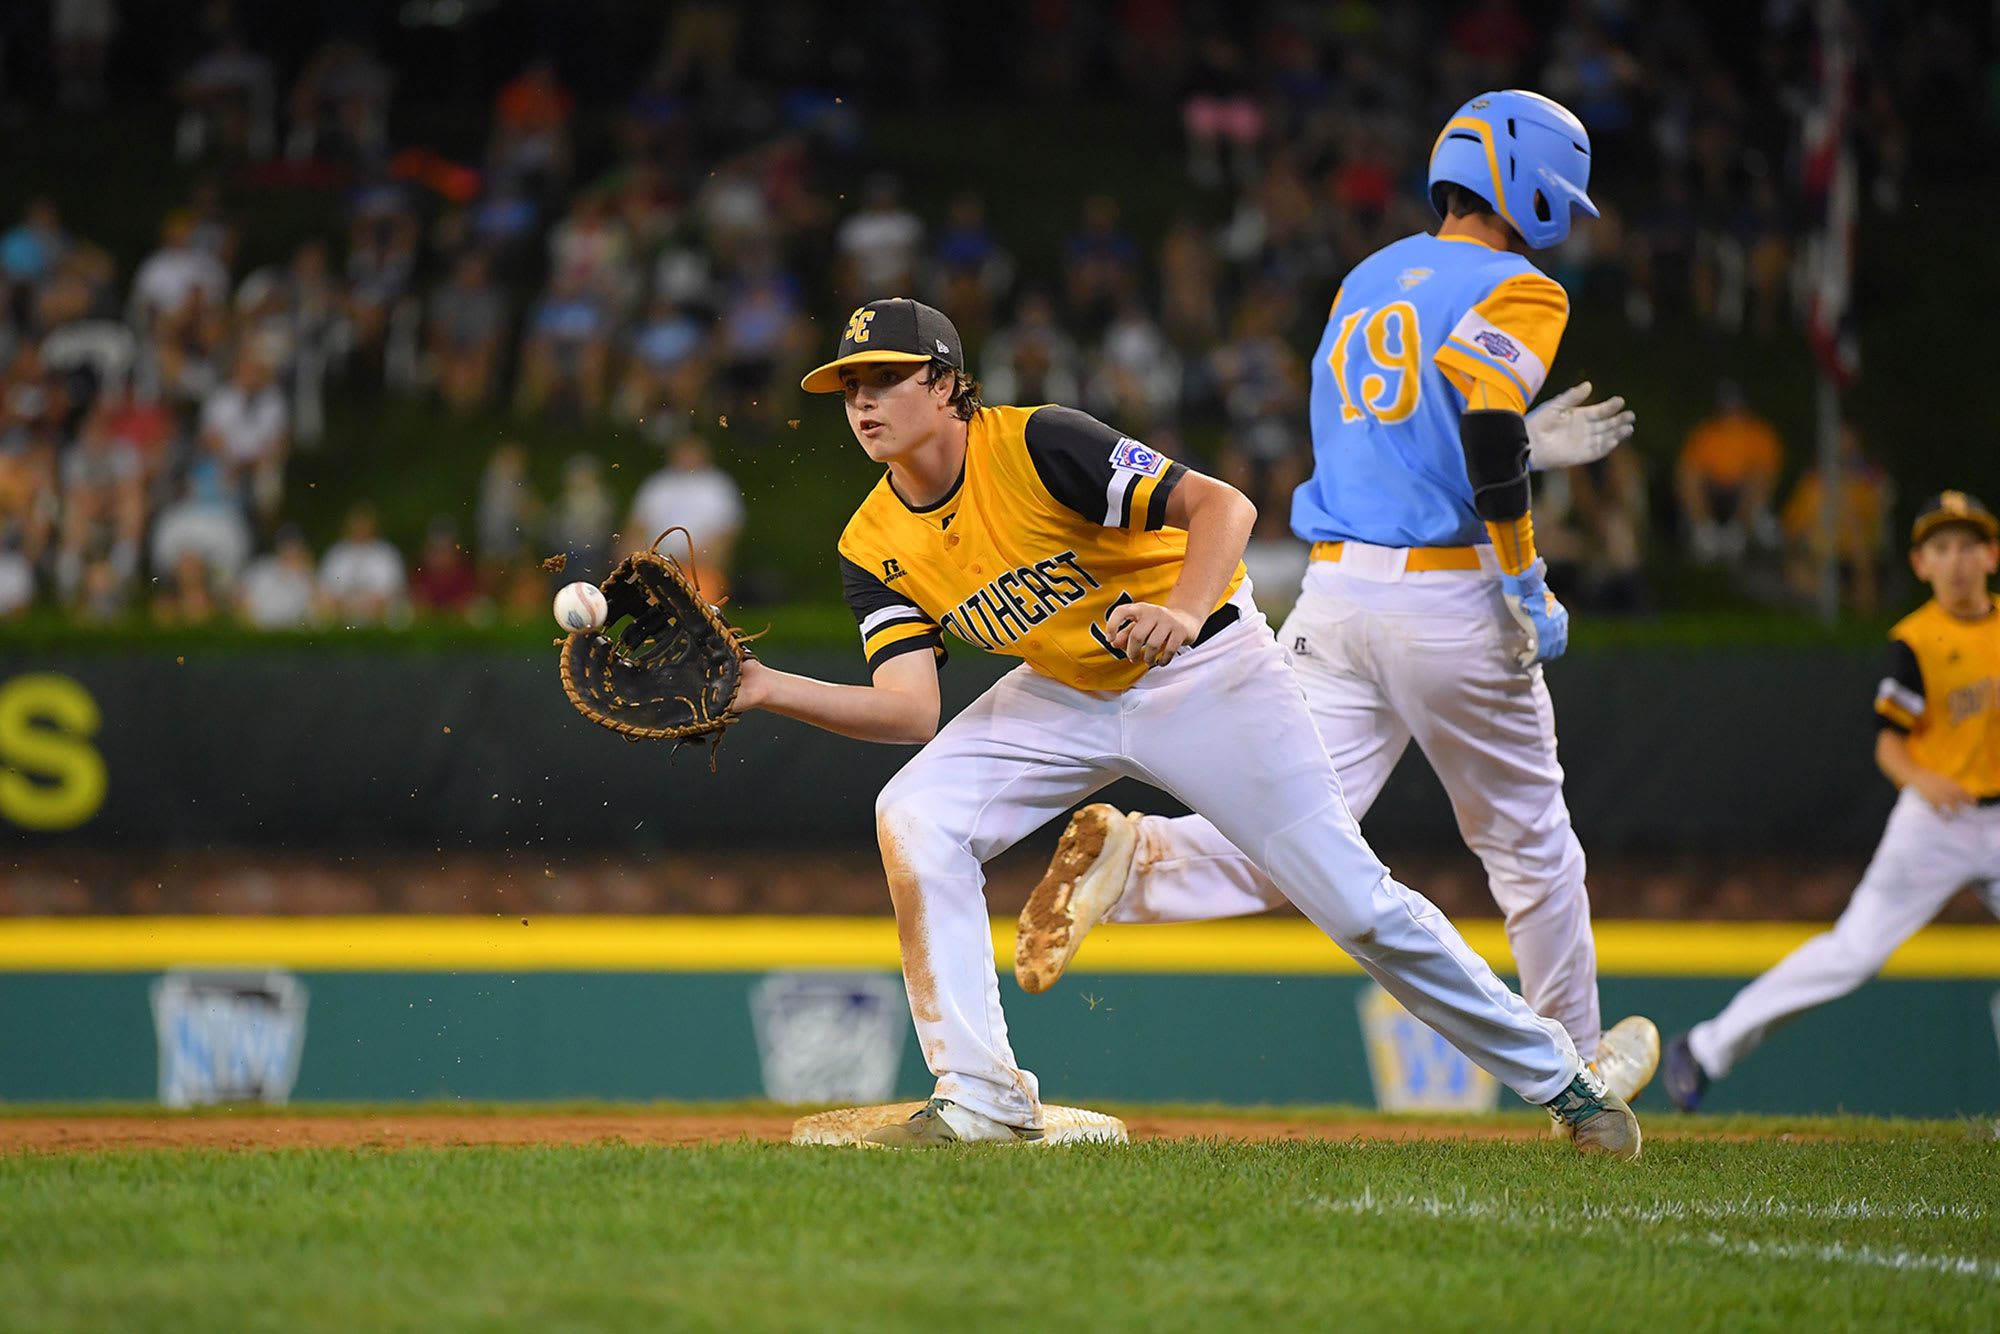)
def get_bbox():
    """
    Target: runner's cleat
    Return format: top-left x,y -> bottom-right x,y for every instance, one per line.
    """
1015,804 -> 1137,994
1661,1031 -> 1710,1113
